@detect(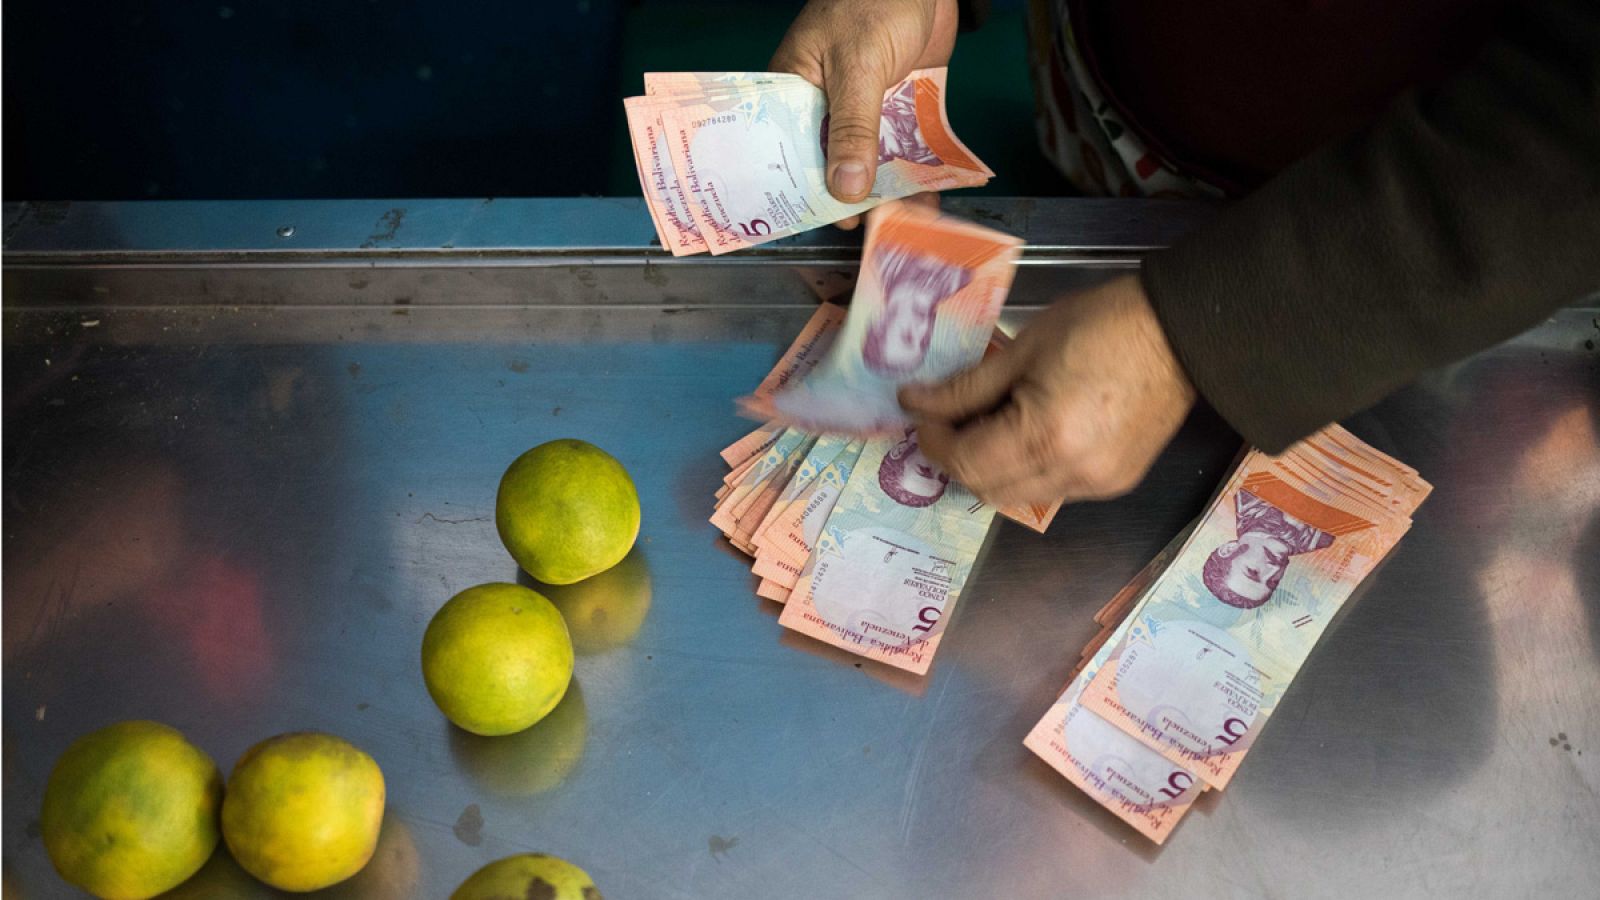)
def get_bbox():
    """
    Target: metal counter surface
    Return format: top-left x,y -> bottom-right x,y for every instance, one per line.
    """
3,200 -> 1598,899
